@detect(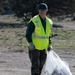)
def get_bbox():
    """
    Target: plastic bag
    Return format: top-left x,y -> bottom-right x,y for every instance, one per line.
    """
44,50 -> 72,75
